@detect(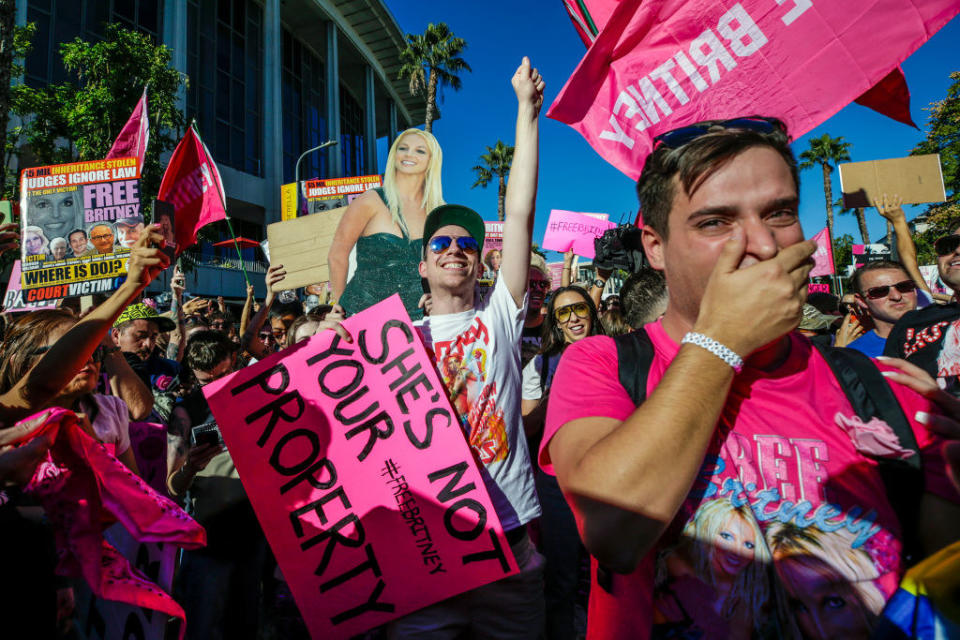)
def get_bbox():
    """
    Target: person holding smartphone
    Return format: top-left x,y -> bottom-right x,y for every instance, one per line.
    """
166,330 -> 268,640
